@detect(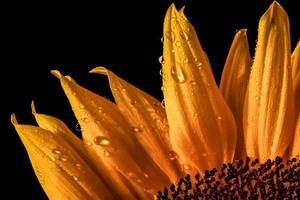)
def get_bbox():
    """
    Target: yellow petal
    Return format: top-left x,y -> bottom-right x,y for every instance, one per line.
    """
52,70 -> 170,196
162,5 -> 237,173
243,2 -> 294,161
292,73 -> 300,157
220,29 -> 251,159
11,114 -> 114,200
292,41 -> 300,84
90,66 -> 182,182
31,101 -> 89,161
